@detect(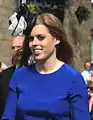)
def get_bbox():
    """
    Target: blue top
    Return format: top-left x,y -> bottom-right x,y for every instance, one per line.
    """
2,64 -> 90,120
